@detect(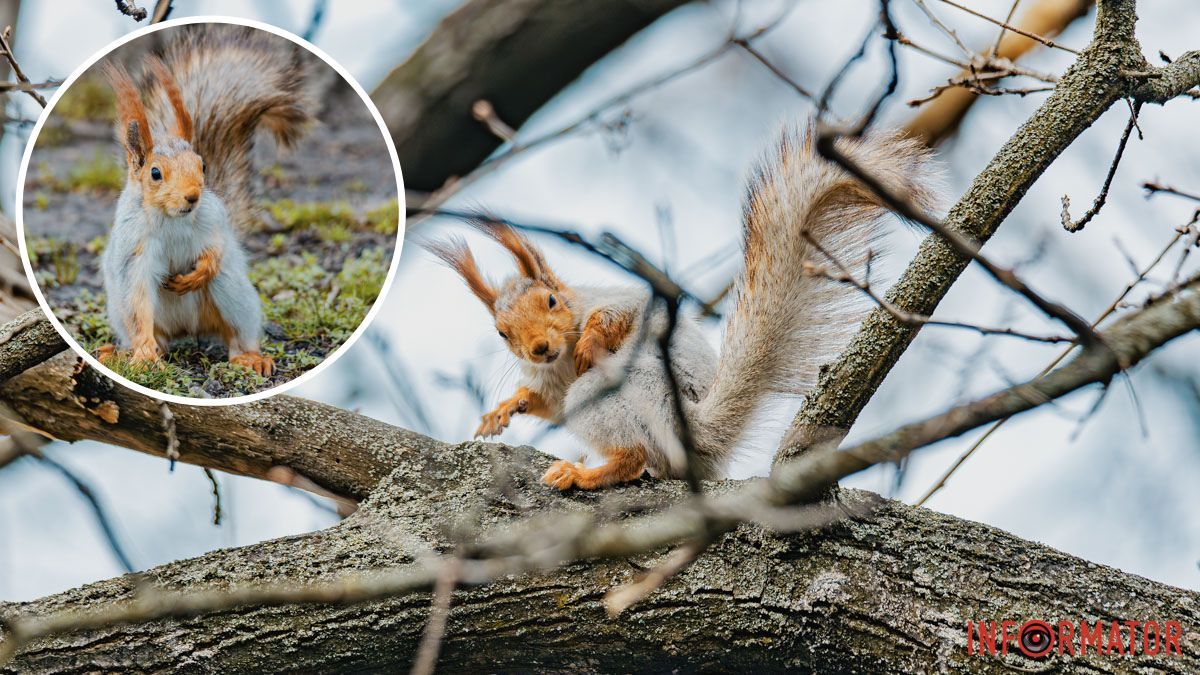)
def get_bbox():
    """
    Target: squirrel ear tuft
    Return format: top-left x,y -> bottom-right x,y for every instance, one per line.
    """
126,121 -> 146,167
147,56 -> 193,142
472,219 -> 562,289
424,237 -> 498,314
102,62 -> 153,167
